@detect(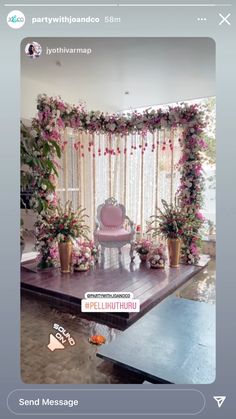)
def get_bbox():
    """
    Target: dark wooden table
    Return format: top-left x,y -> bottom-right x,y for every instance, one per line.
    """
97,296 -> 215,384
